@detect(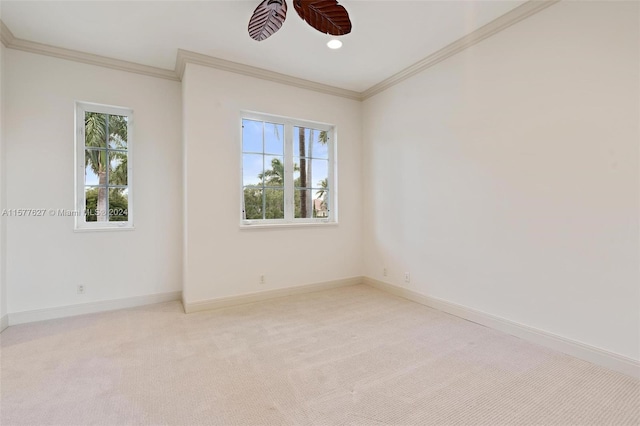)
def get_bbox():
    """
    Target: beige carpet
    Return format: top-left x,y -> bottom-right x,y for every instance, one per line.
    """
1,284 -> 638,426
